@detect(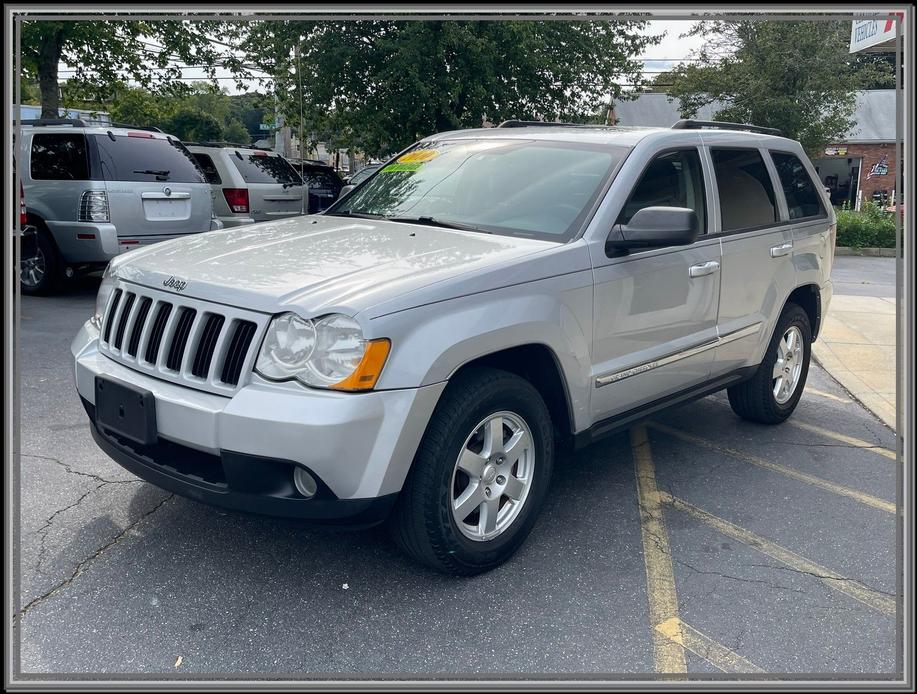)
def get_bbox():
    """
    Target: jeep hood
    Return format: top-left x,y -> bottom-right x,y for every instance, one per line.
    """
111,215 -> 556,315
